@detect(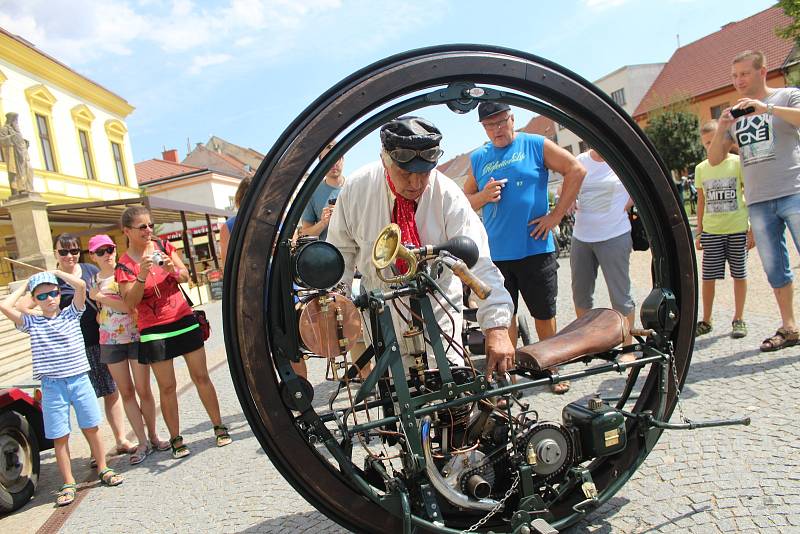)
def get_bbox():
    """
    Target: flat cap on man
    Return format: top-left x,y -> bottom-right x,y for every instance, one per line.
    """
380,116 -> 443,173
477,102 -> 511,122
